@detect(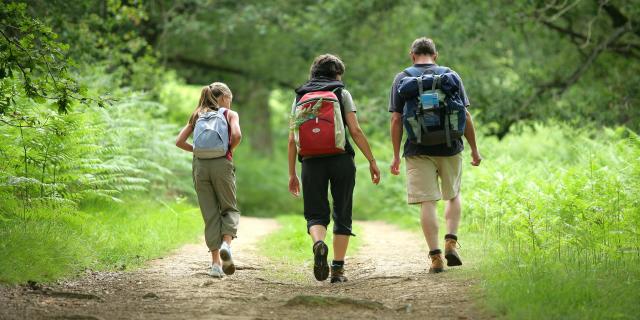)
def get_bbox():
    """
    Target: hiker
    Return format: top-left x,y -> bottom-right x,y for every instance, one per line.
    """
388,37 -> 482,273
288,54 -> 381,283
175,82 -> 242,278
